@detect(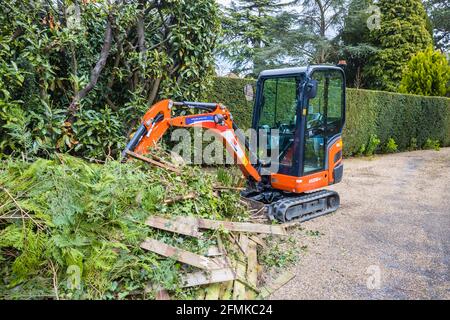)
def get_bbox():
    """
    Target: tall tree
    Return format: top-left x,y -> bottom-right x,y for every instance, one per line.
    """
298,0 -> 346,63
424,0 -> 450,51
339,0 -> 377,88
220,0 -> 296,76
364,0 -> 433,91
